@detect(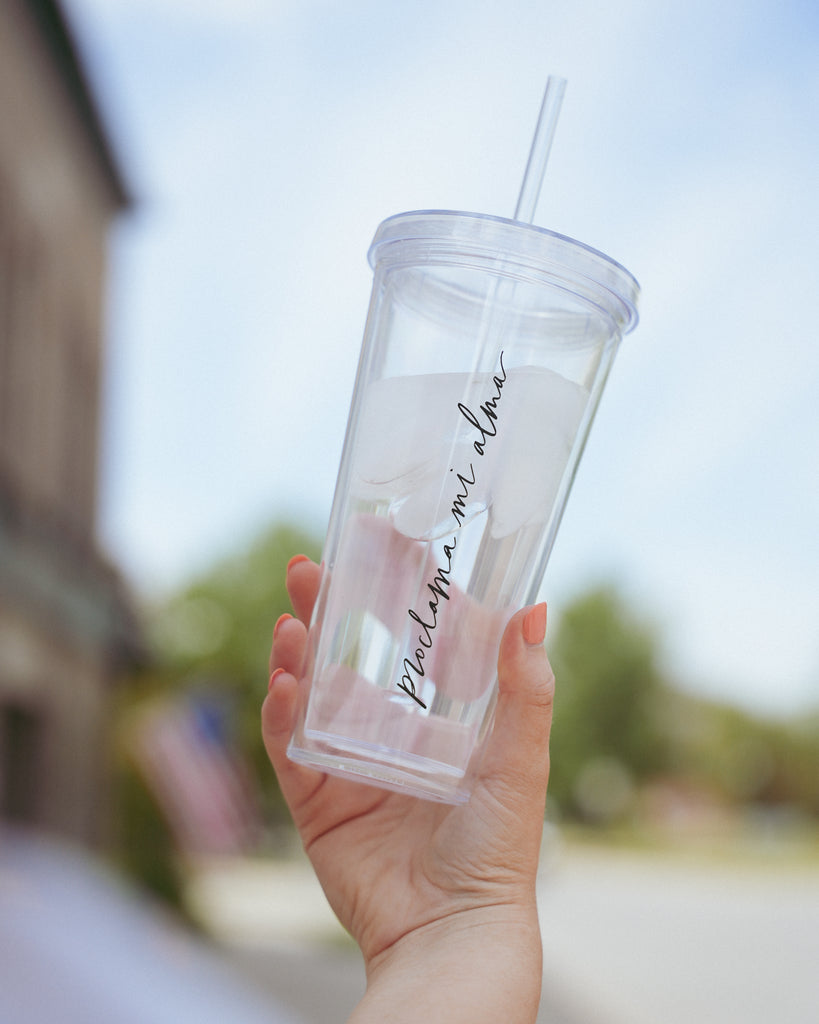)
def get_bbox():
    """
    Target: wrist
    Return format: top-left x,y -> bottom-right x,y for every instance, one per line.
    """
349,904 -> 542,1024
